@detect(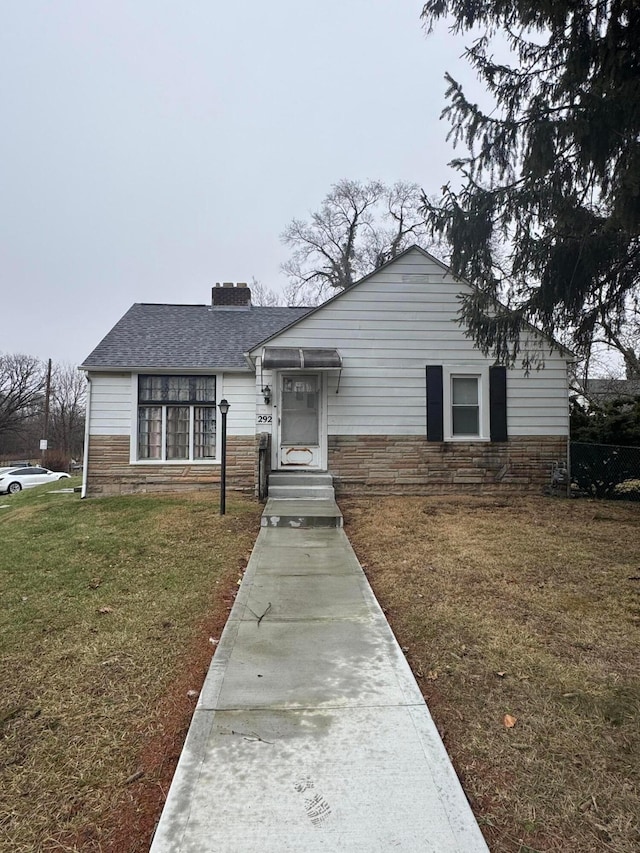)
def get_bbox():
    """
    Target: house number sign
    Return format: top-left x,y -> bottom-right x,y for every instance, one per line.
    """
257,414 -> 273,424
